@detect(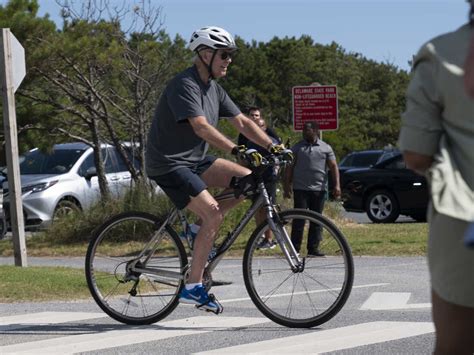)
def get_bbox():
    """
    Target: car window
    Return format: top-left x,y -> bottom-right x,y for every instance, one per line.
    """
112,147 -> 141,172
339,154 -> 354,167
20,149 -> 85,175
385,156 -> 406,169
78,148 -> 117,176
377,150 -> 400,164
78,153 -> 95,176
351,152 -> 381,167
103,148 -> 118,173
